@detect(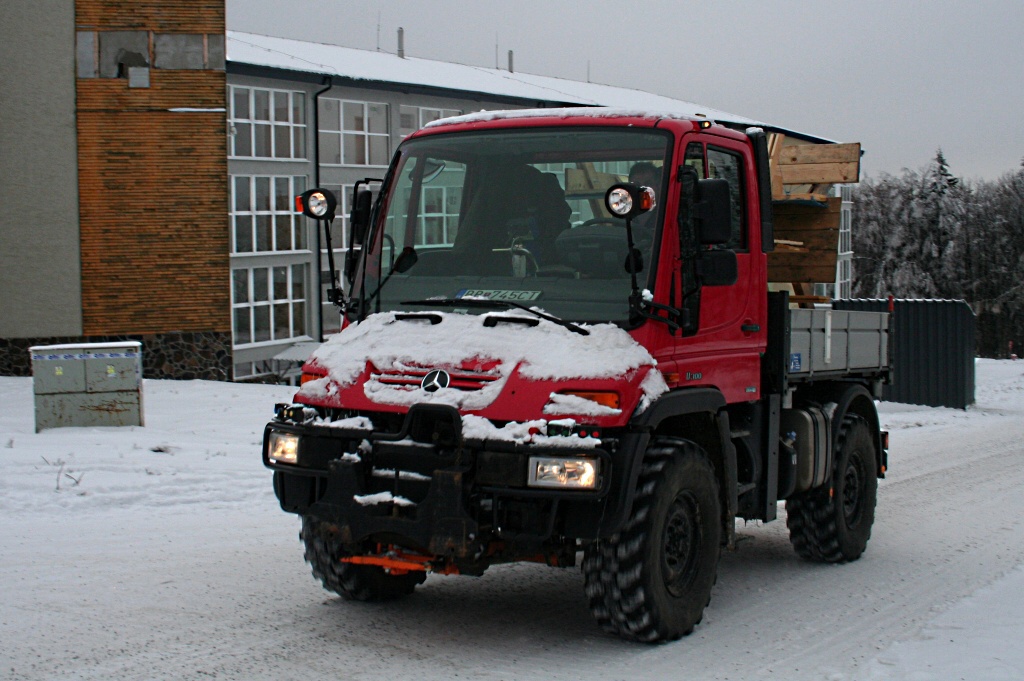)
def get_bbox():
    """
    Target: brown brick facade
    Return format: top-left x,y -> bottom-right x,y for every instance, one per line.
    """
75,0 -> 224,32
75,1 -> 229,340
